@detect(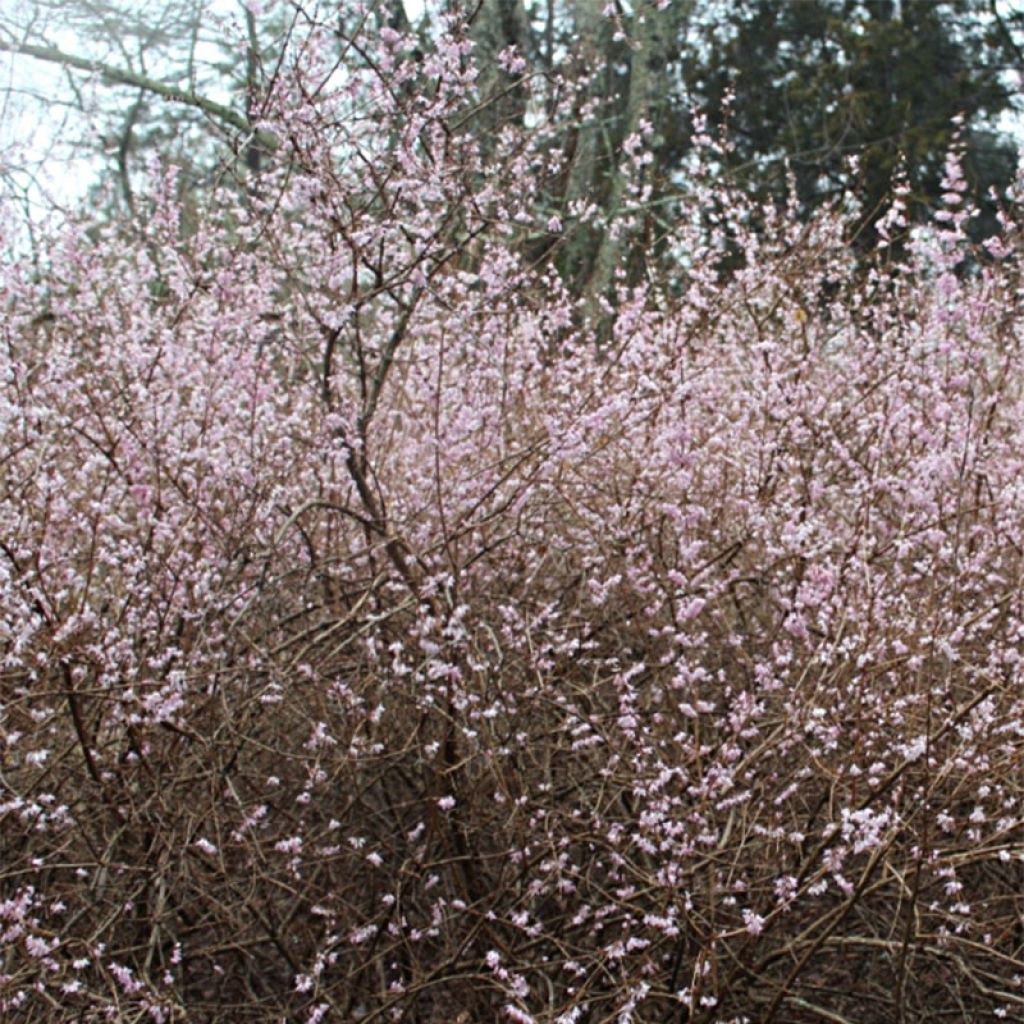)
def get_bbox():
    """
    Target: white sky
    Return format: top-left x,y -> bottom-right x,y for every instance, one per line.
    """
0,0 -> 249,215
